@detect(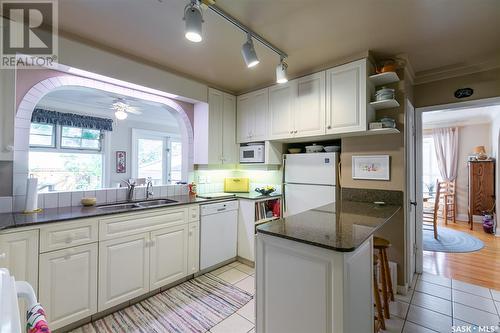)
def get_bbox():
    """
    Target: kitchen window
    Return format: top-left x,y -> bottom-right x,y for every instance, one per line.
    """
132,129 -> 182,185
29,122 -> 106,192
